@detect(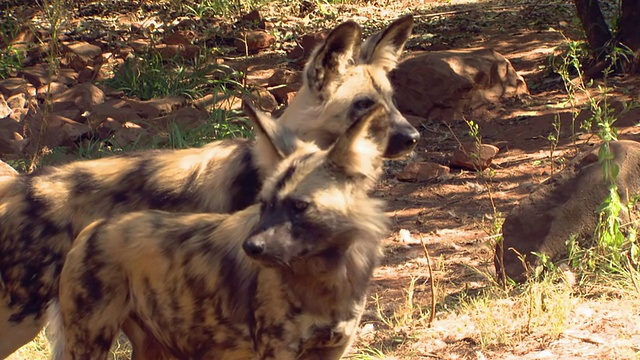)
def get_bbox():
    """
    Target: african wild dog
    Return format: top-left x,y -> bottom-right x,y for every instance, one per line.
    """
0,15 -> 416,357
53,103 -> 390,360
